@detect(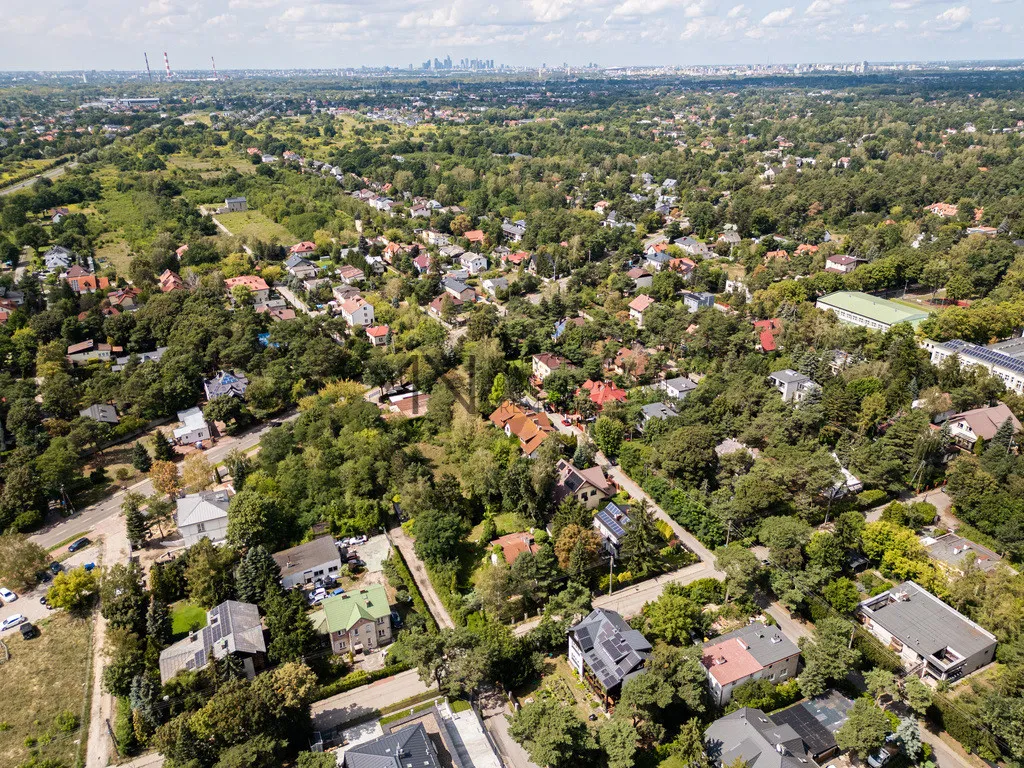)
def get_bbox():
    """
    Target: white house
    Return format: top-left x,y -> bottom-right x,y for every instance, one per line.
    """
769,369 -> 818,404
176,490 -> 230,547
482,277 -> 509,297
271,537 -> 343,590
172,407 -> 211,445
628,294 -> 656,328
657,375 -> 697,400
460,252 -> 488,275
340,297 -> 375,327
